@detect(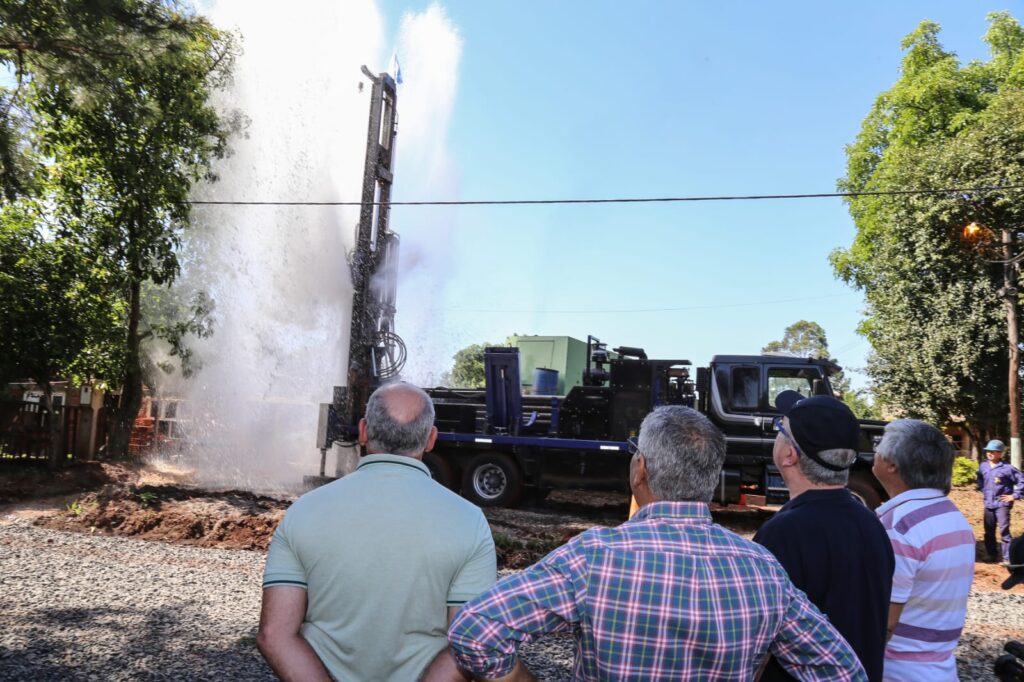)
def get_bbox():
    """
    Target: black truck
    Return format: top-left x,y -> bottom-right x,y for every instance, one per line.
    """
316,338 -> 887,509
